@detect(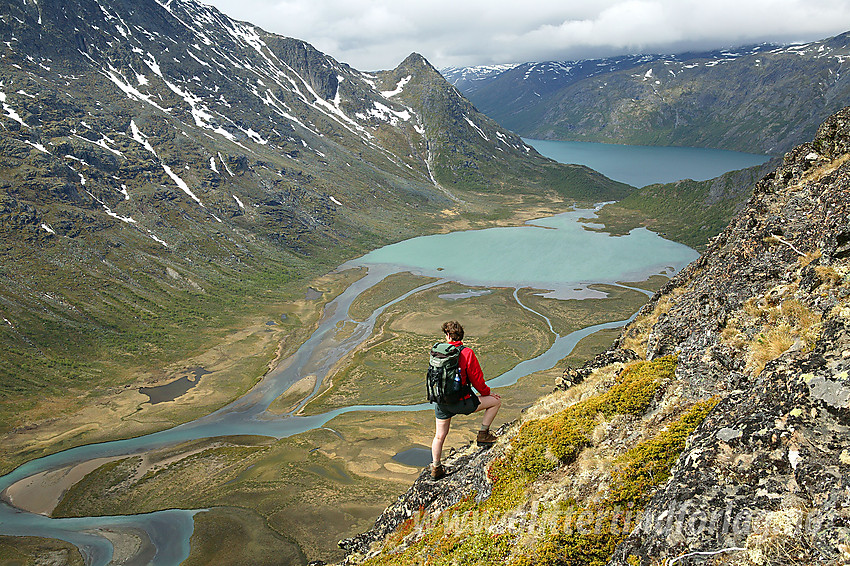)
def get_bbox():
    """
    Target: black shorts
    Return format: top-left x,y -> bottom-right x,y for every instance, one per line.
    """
434,395 -> 480,420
